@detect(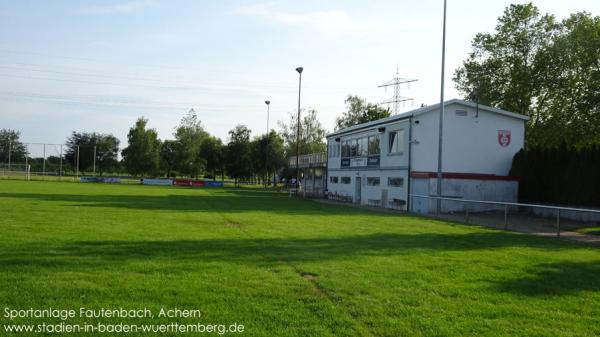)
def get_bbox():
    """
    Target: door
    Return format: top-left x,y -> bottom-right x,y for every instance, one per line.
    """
411,178 -> 429,214
355,177 -> 362,204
